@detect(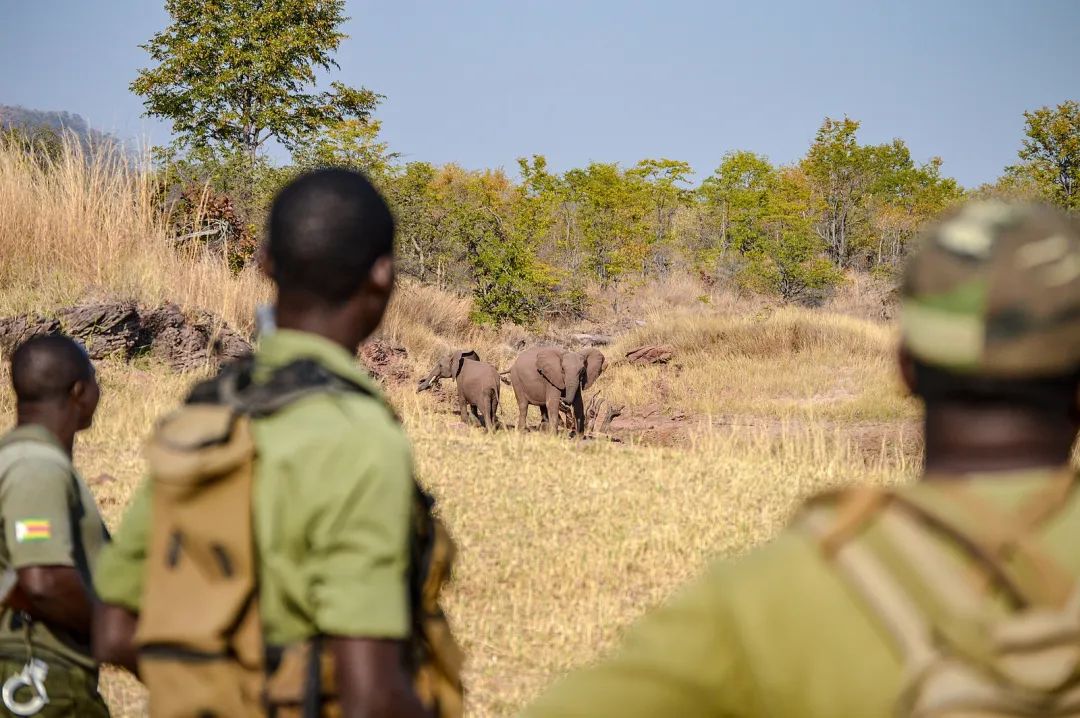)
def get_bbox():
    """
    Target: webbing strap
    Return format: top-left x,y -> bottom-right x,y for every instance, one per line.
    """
804,508 -> 937,667
900,477 -> 1076,609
